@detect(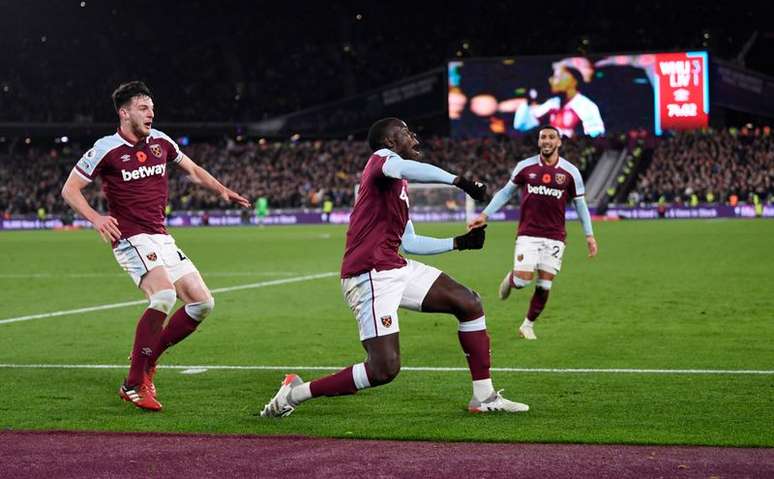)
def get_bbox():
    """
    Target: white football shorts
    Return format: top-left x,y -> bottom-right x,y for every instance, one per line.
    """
341,259 -> 443,341
513,235 -> 566,275
113,233 -> 198,287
